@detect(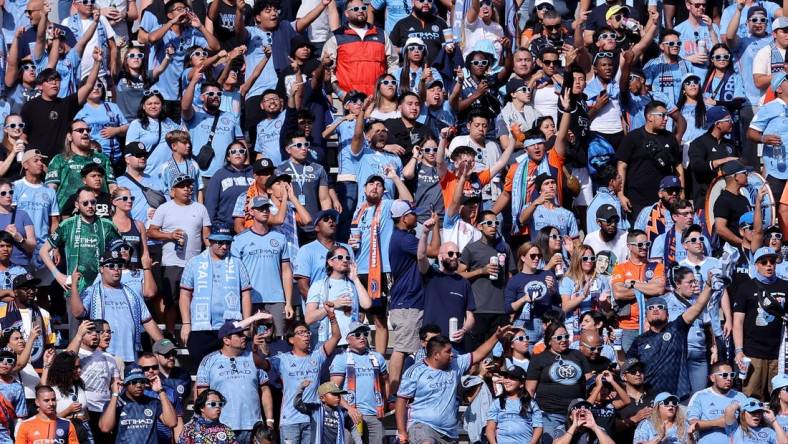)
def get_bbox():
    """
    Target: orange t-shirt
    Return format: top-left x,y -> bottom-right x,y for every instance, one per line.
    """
15,416 -> 79,444
611,260 -> 665,330
440,169 -> 492,209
